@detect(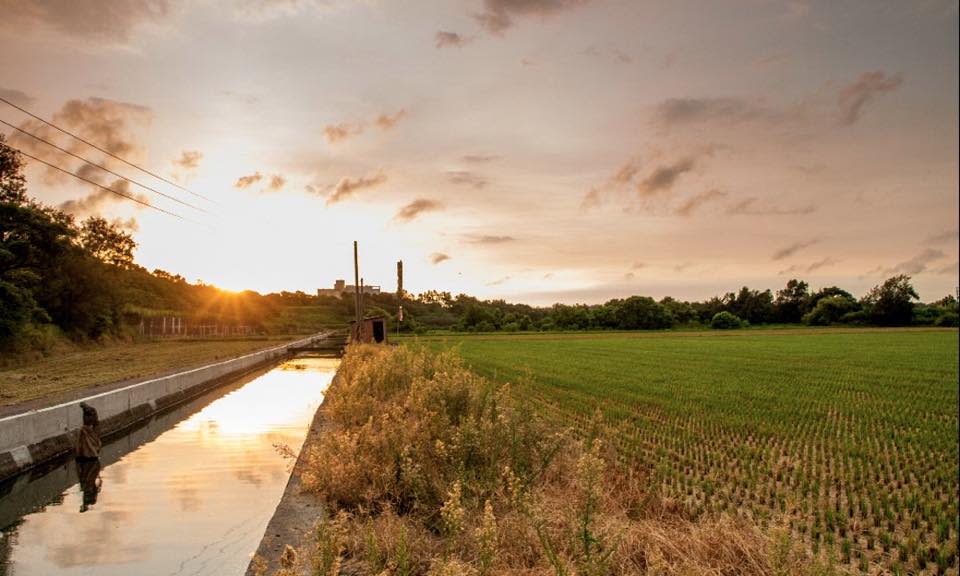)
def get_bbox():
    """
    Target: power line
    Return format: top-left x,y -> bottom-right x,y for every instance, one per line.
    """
0,118 -> 212,215
0,95 -> 219,205
4,142 -> 195,222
